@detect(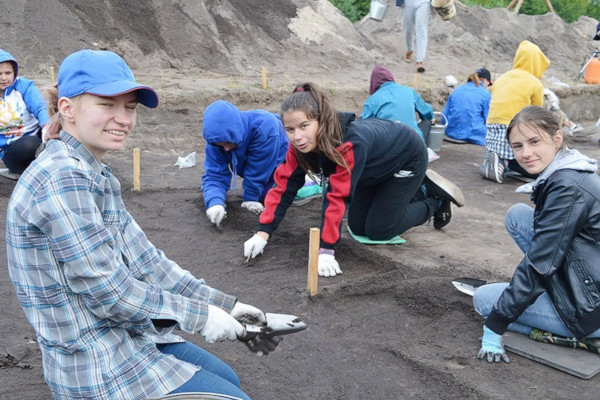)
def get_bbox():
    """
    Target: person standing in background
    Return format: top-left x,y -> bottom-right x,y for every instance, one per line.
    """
400,0 -> 431,73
